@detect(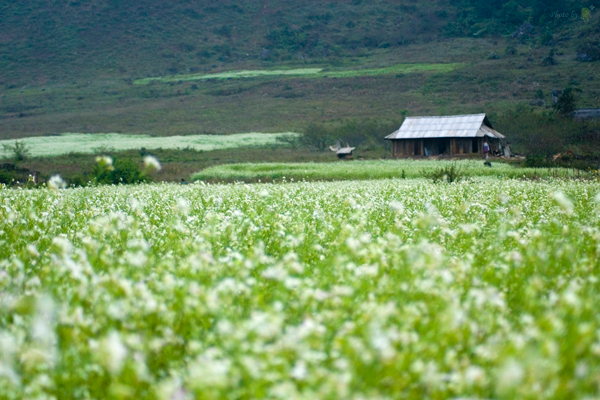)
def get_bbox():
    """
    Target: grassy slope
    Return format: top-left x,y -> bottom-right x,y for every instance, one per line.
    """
0,1 -> 599,141
2,38 -> 600,141
0,0 -> 451,83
